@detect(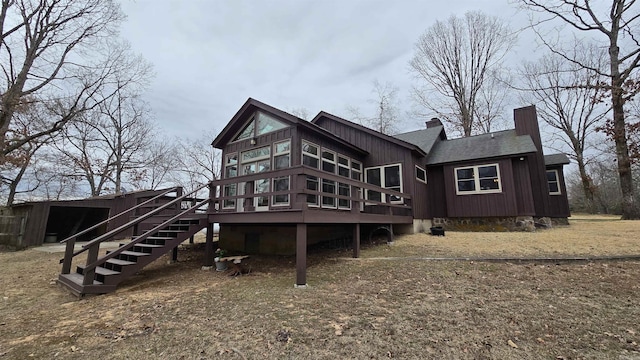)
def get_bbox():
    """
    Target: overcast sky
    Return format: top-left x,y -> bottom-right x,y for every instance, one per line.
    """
119,0 -> 529,139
